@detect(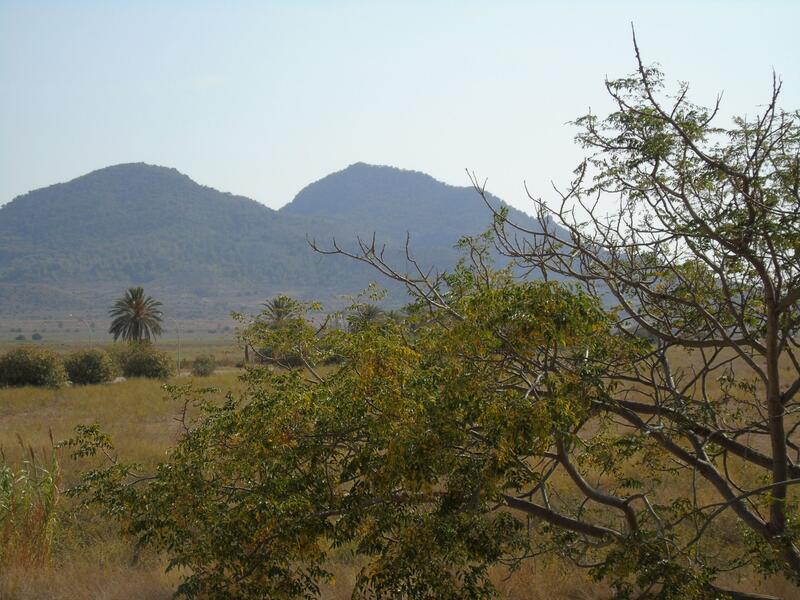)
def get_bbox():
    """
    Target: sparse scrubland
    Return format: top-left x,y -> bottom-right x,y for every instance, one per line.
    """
0,356 -> 797,599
